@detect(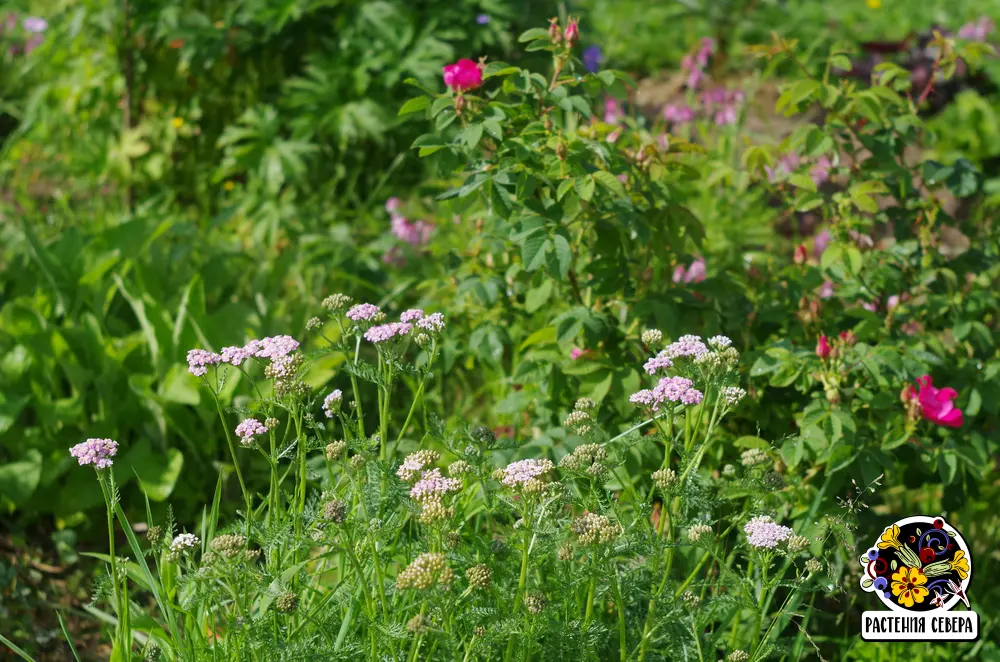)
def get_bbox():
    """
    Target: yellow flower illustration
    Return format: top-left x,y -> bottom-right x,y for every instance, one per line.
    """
878,524 -> 902,549
891,566 -> 929,608
949,550 -> 969,580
